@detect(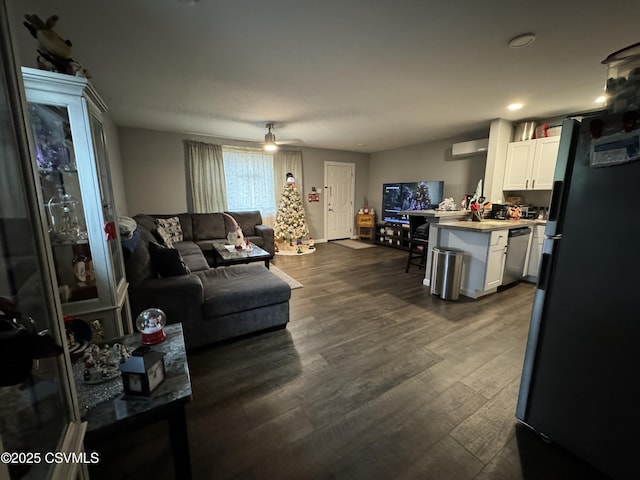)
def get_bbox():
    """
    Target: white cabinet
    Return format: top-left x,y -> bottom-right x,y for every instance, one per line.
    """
22,67 -> 131,339
485,230 -> 508,290
503,137 -> 560,191
526,224 -> 545,279
435,227 -> 508,298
